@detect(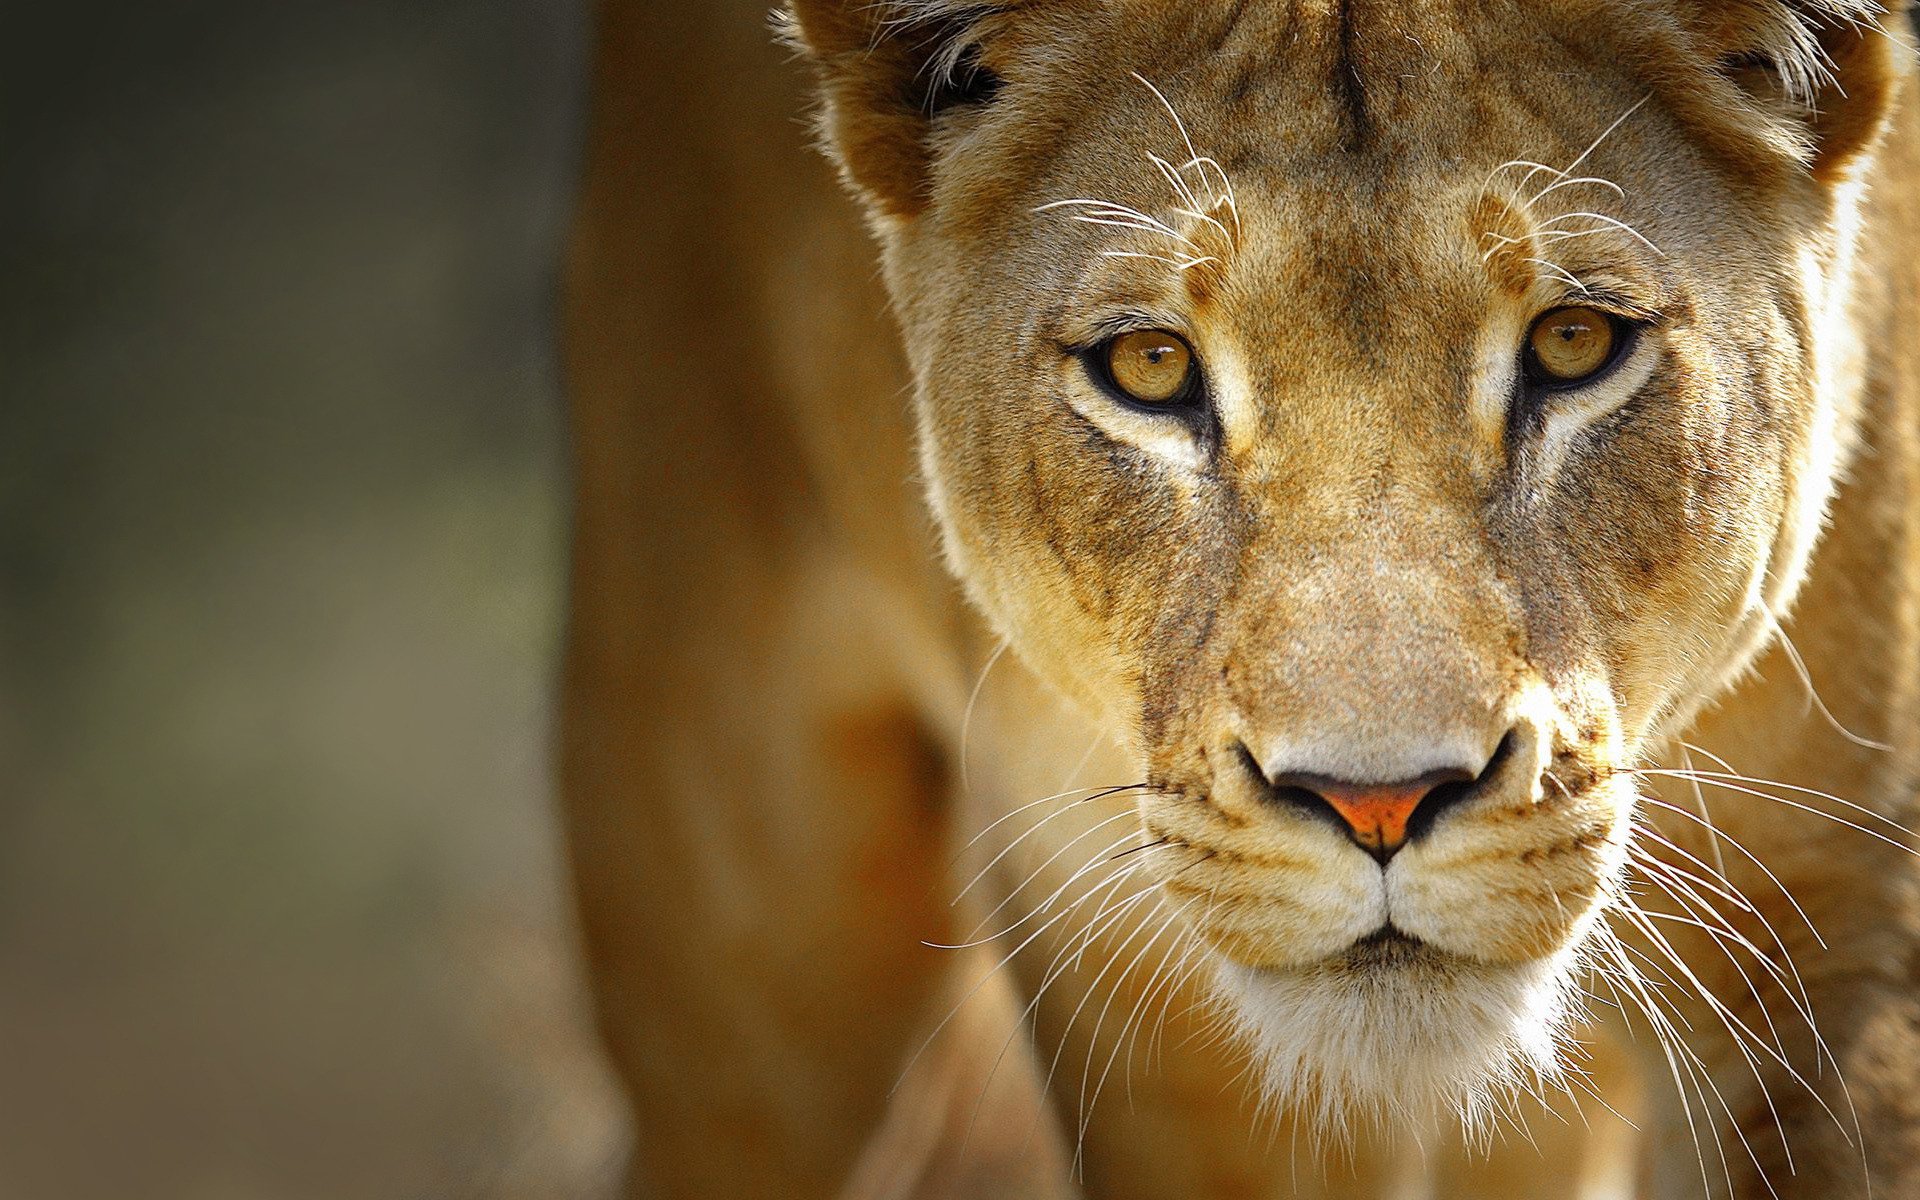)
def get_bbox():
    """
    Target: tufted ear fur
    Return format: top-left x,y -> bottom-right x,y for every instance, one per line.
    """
1689,0 -> 1910,179
778,1 -> 1026,220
